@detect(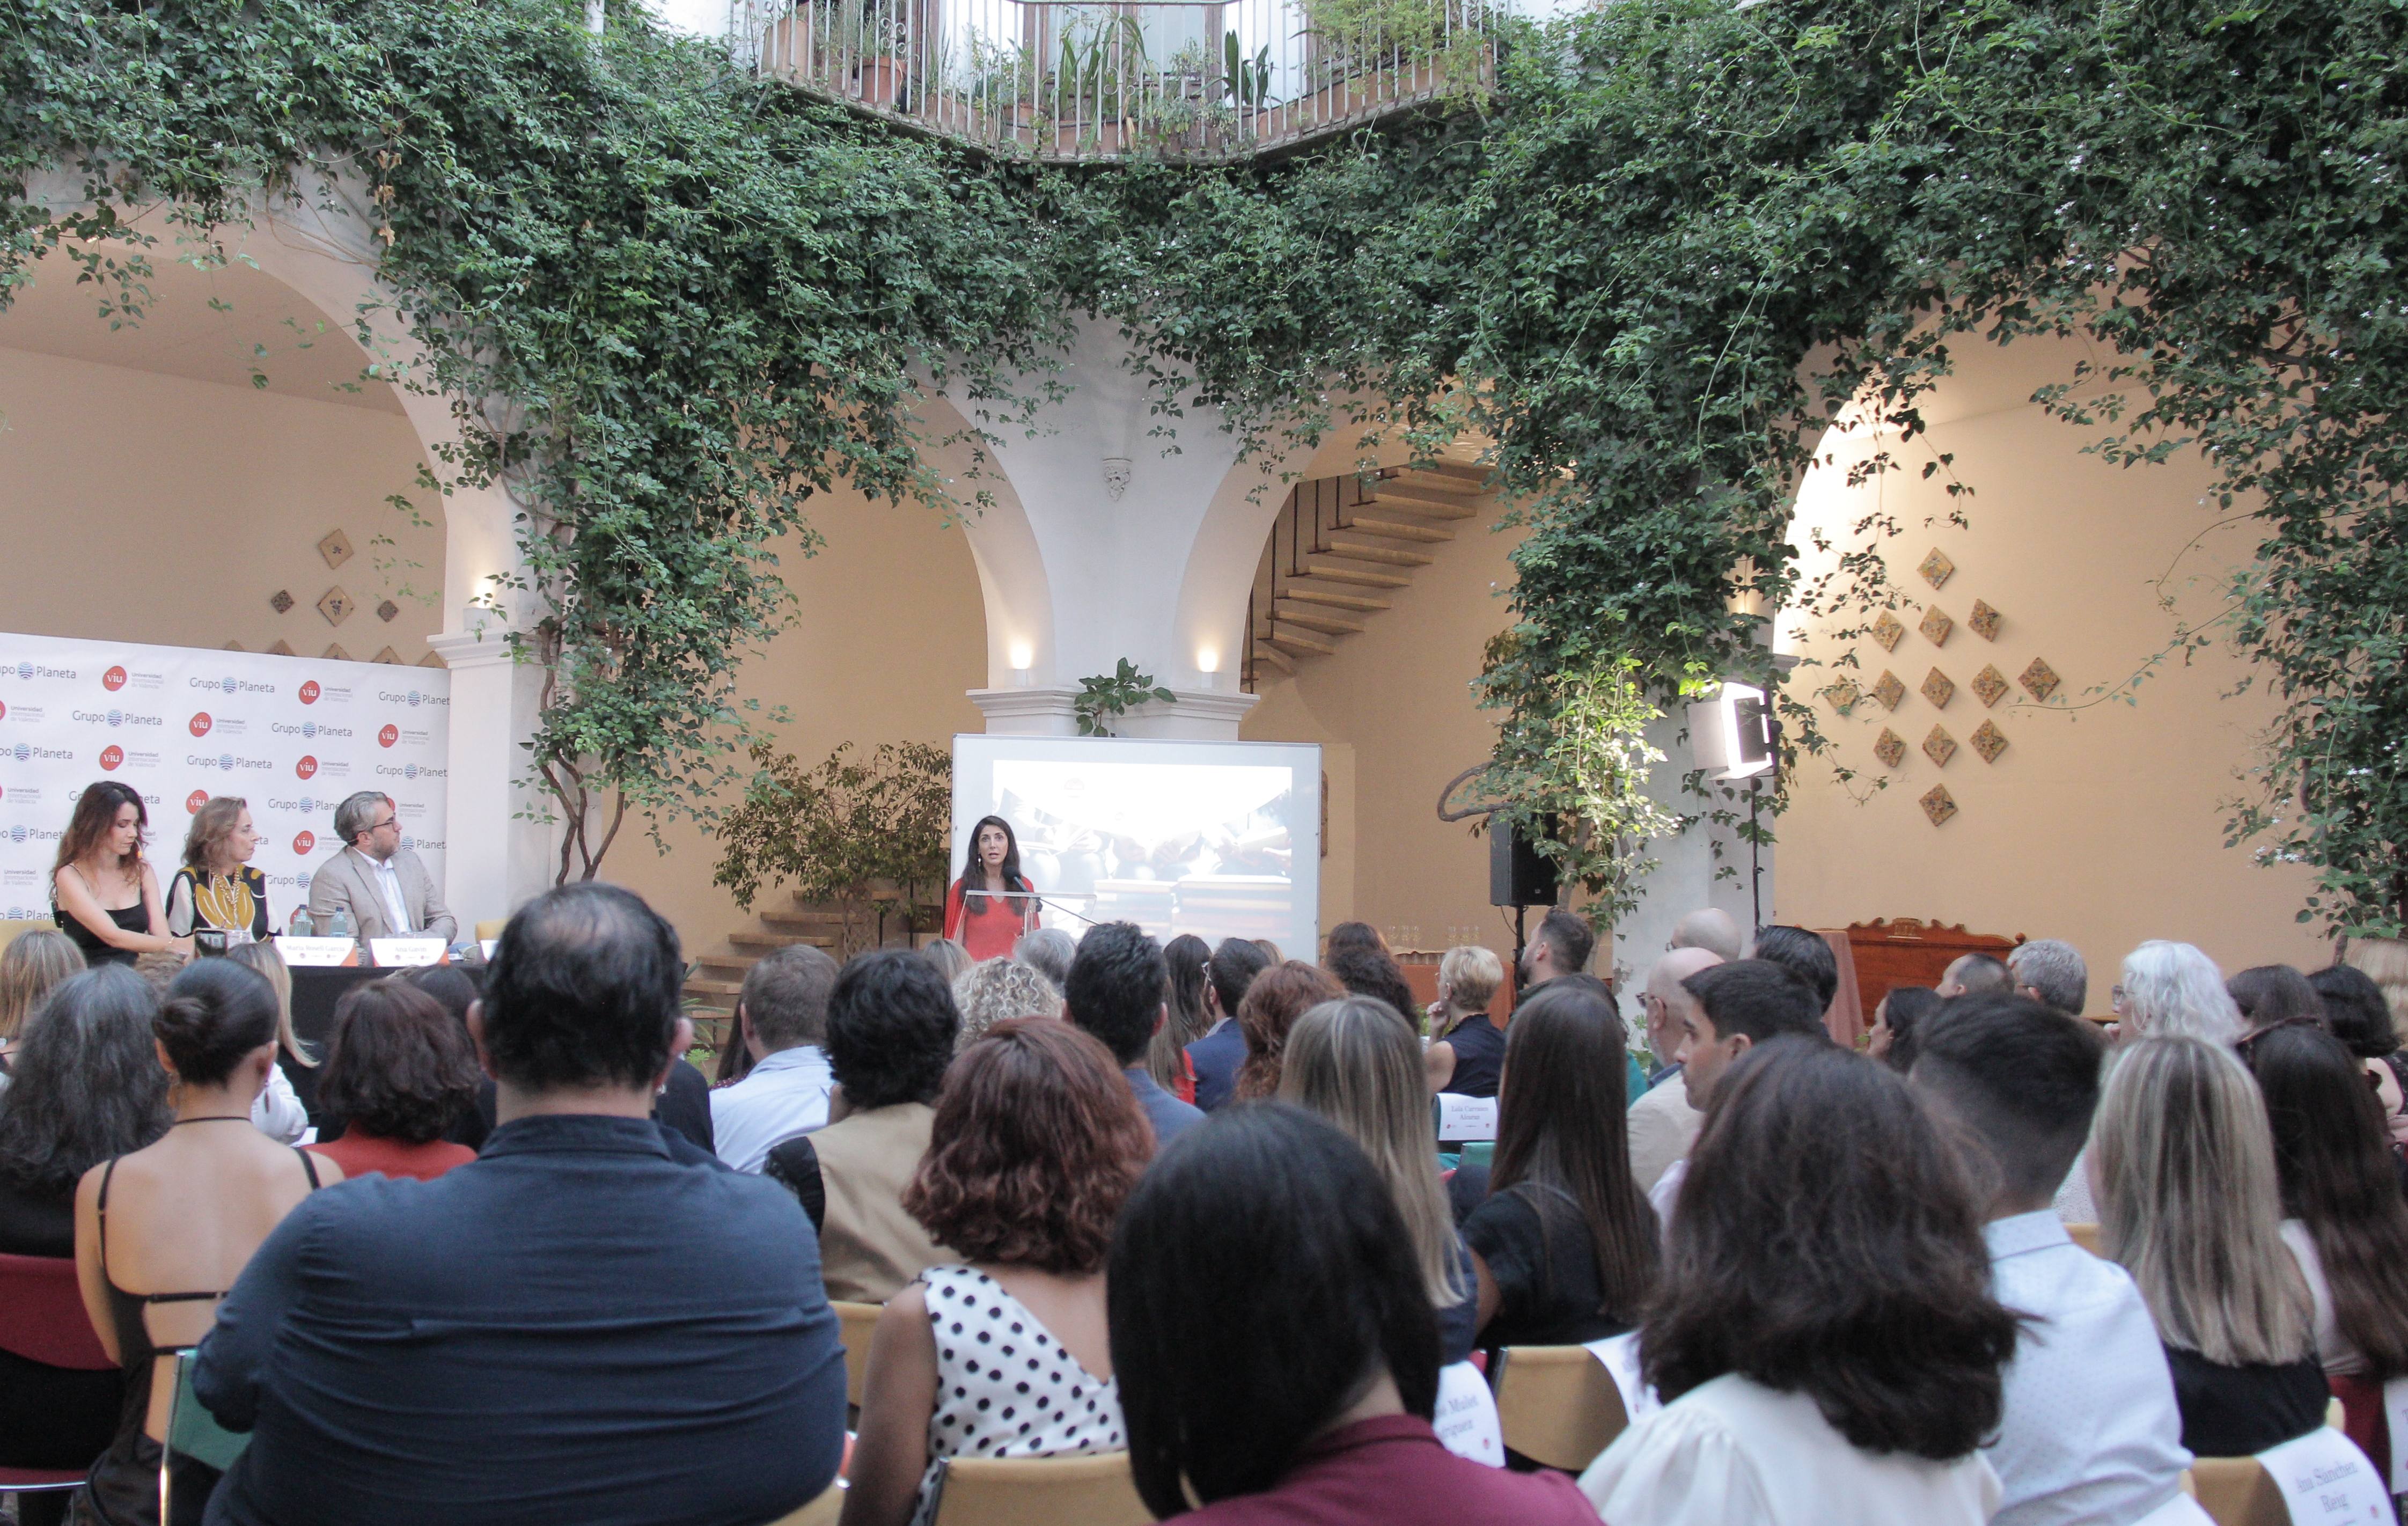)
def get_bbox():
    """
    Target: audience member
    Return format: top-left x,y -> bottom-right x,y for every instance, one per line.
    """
1670,906 -> 1744,963
2115,941 -> 2243,1044
2090,1036 -> 2325,1456
1908,994 -> 2191,1526
304,789 -> 457,942
2226,964 -> 2323,1036
1937,952 -> 2011,999
765,949 -> 961,1303
2008,939 -> 2090,1017
2248,1022 -> 2408,1469
1867,985 -> 1940,1073
51,781 -> 190,967
1250,937 -> 1284,965
165,796 -> 271,947
1462,979 -> 1658,1348
1423,943 -> 1507,1097
0,967 -> 165,1501
1185,936 -> 1271,1112
1748,924 -> 1838,1014
1230,960 -> 1346,1103
1066,921 -> 1203,1149
305,981 -> 481,1182
845,1018 -> 1148,1526
1626,949 -> 1718,1192
2307,962 -> 2408,1147
2341,935 -> 2408,1033
1652,960 -> 1827,1226
1324,920 -> 1389,960
919,936 -> 972,988
1142,932 -> 1212,1103
399,964 -> 496,1150
1583,1041 -> 2016,1525
0,927 -> 84,1081
193,883 -> 845,1526
709,943 -> 840,1172
651,1051 -> 717,1155
77,958 -> 342,1525
223,939 -> 311,1143
1010,926 -> 1076,993
1281,997 -> 1475,1363
1518,906 -> 1595,991
949,956 -> 1059,1051
1326,940 -> 1416,1030
1109,1105 -> 1597,1526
